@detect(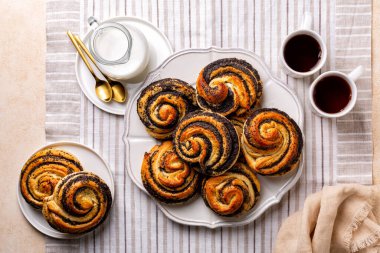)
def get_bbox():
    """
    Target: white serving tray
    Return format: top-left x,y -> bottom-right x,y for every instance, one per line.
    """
123,47 -> 304,228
